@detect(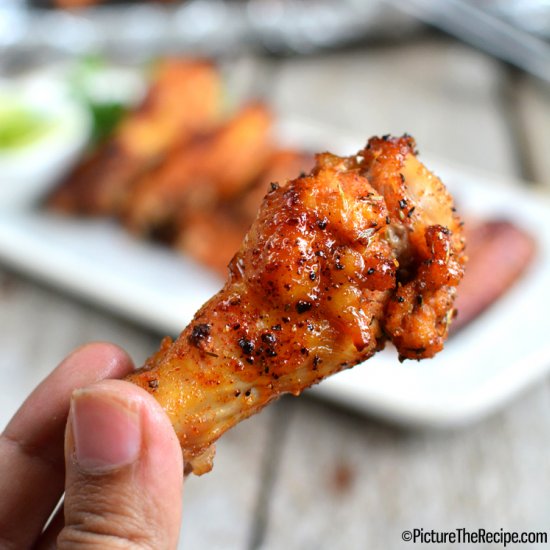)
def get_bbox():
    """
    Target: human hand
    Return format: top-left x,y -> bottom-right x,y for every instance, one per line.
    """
0,343 -> 184,549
